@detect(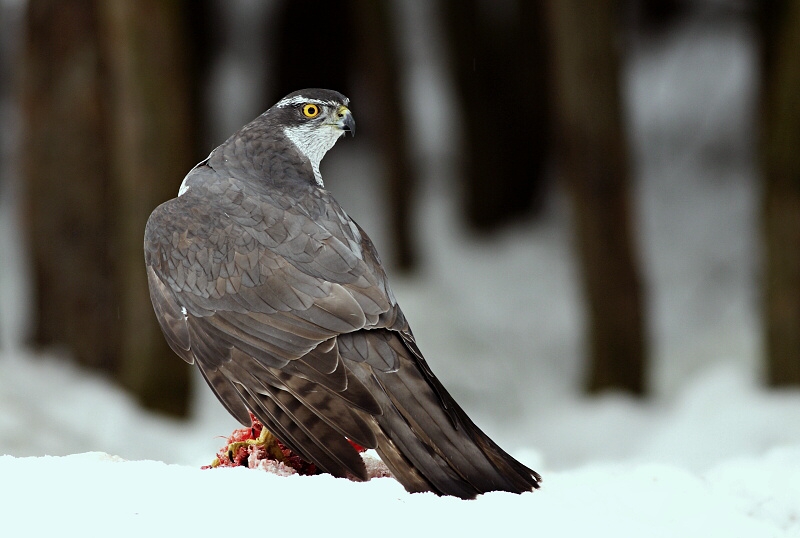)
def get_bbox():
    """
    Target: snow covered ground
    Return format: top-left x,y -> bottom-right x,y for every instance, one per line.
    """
1,348 -> 799,536
2,447 -> 798,537
2,5 -> 800,537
